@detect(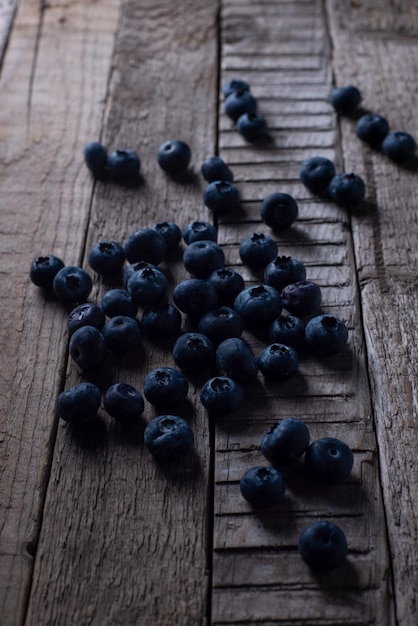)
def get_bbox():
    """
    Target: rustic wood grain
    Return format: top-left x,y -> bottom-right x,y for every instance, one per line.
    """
0,0 -> 17,64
